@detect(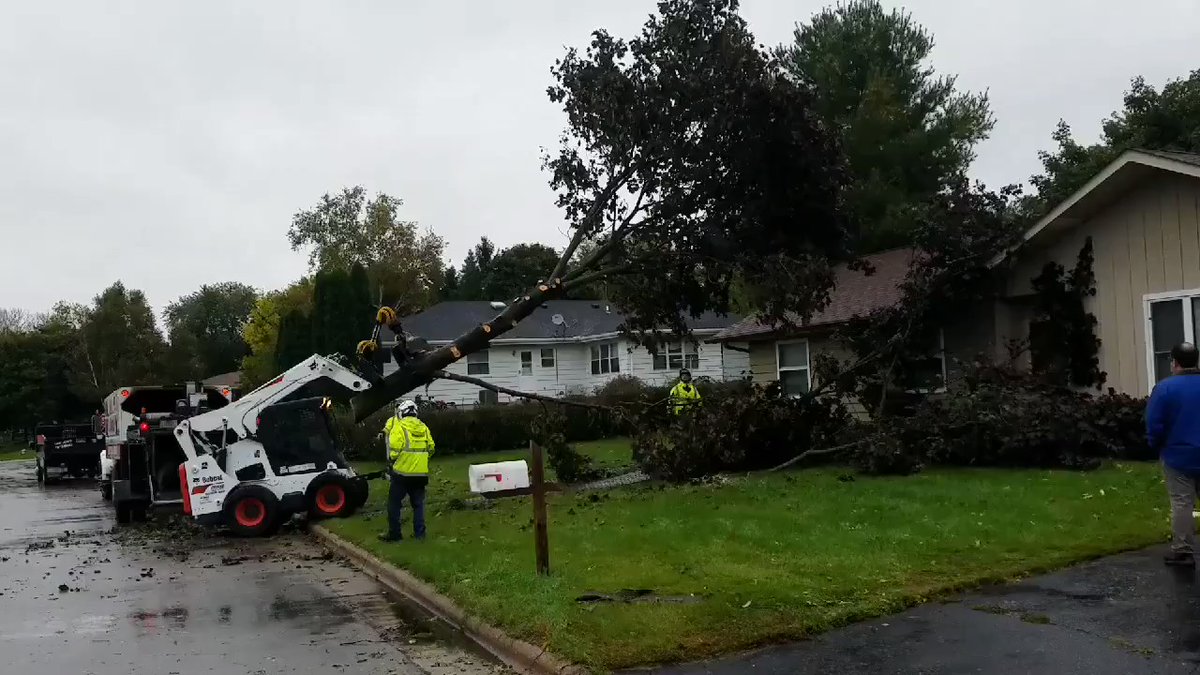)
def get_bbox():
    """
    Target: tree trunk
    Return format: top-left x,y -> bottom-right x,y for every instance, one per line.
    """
350,280 -> 565,421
